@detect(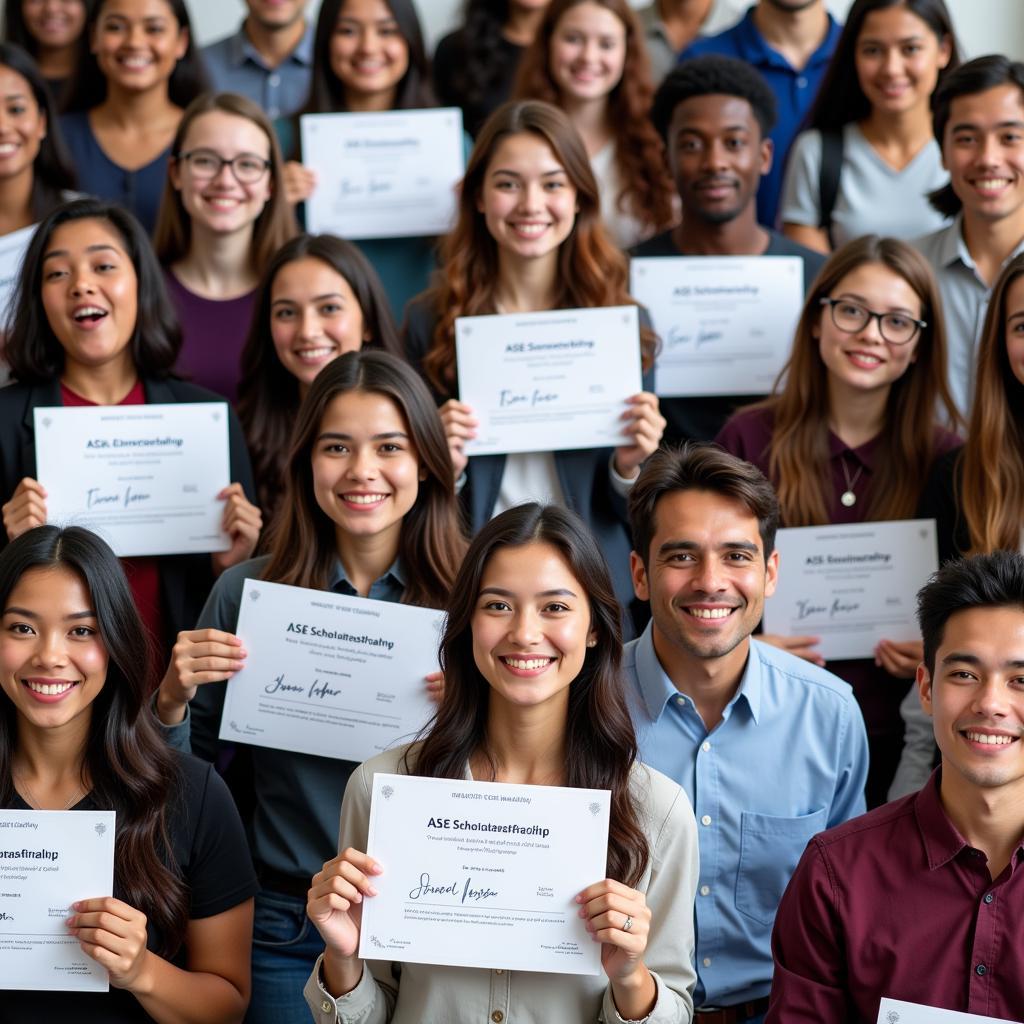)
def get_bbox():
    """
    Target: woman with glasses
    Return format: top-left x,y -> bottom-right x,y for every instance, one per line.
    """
153,92 -> 297,402
716,235 -> 962,805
